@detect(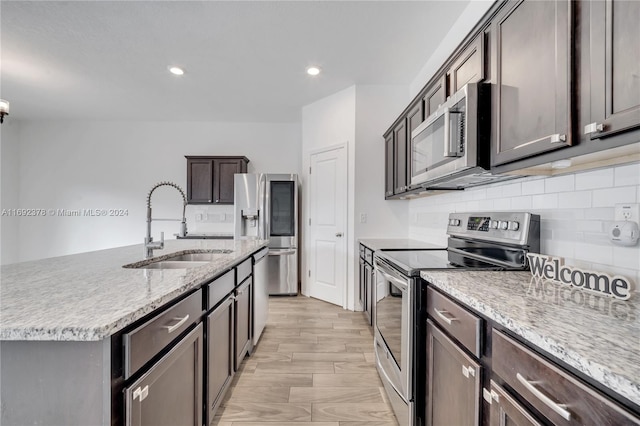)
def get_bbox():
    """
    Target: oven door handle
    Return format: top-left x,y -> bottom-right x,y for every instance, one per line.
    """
376,268 -> 408,292
447,247 -> 521,269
